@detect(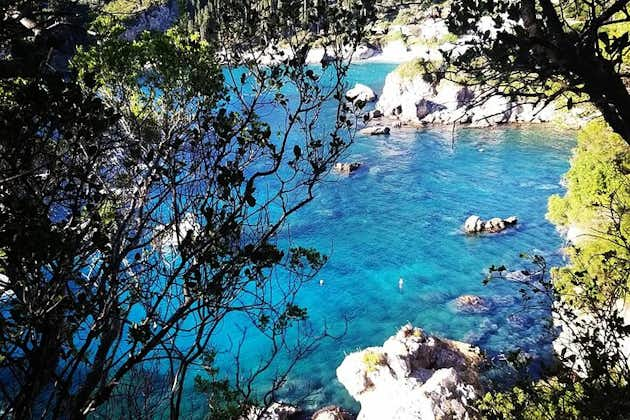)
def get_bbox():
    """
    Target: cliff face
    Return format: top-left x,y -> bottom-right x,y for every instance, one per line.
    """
374,69 -> 559,127
122,0 -> 179,41
336,324 -> 483,420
